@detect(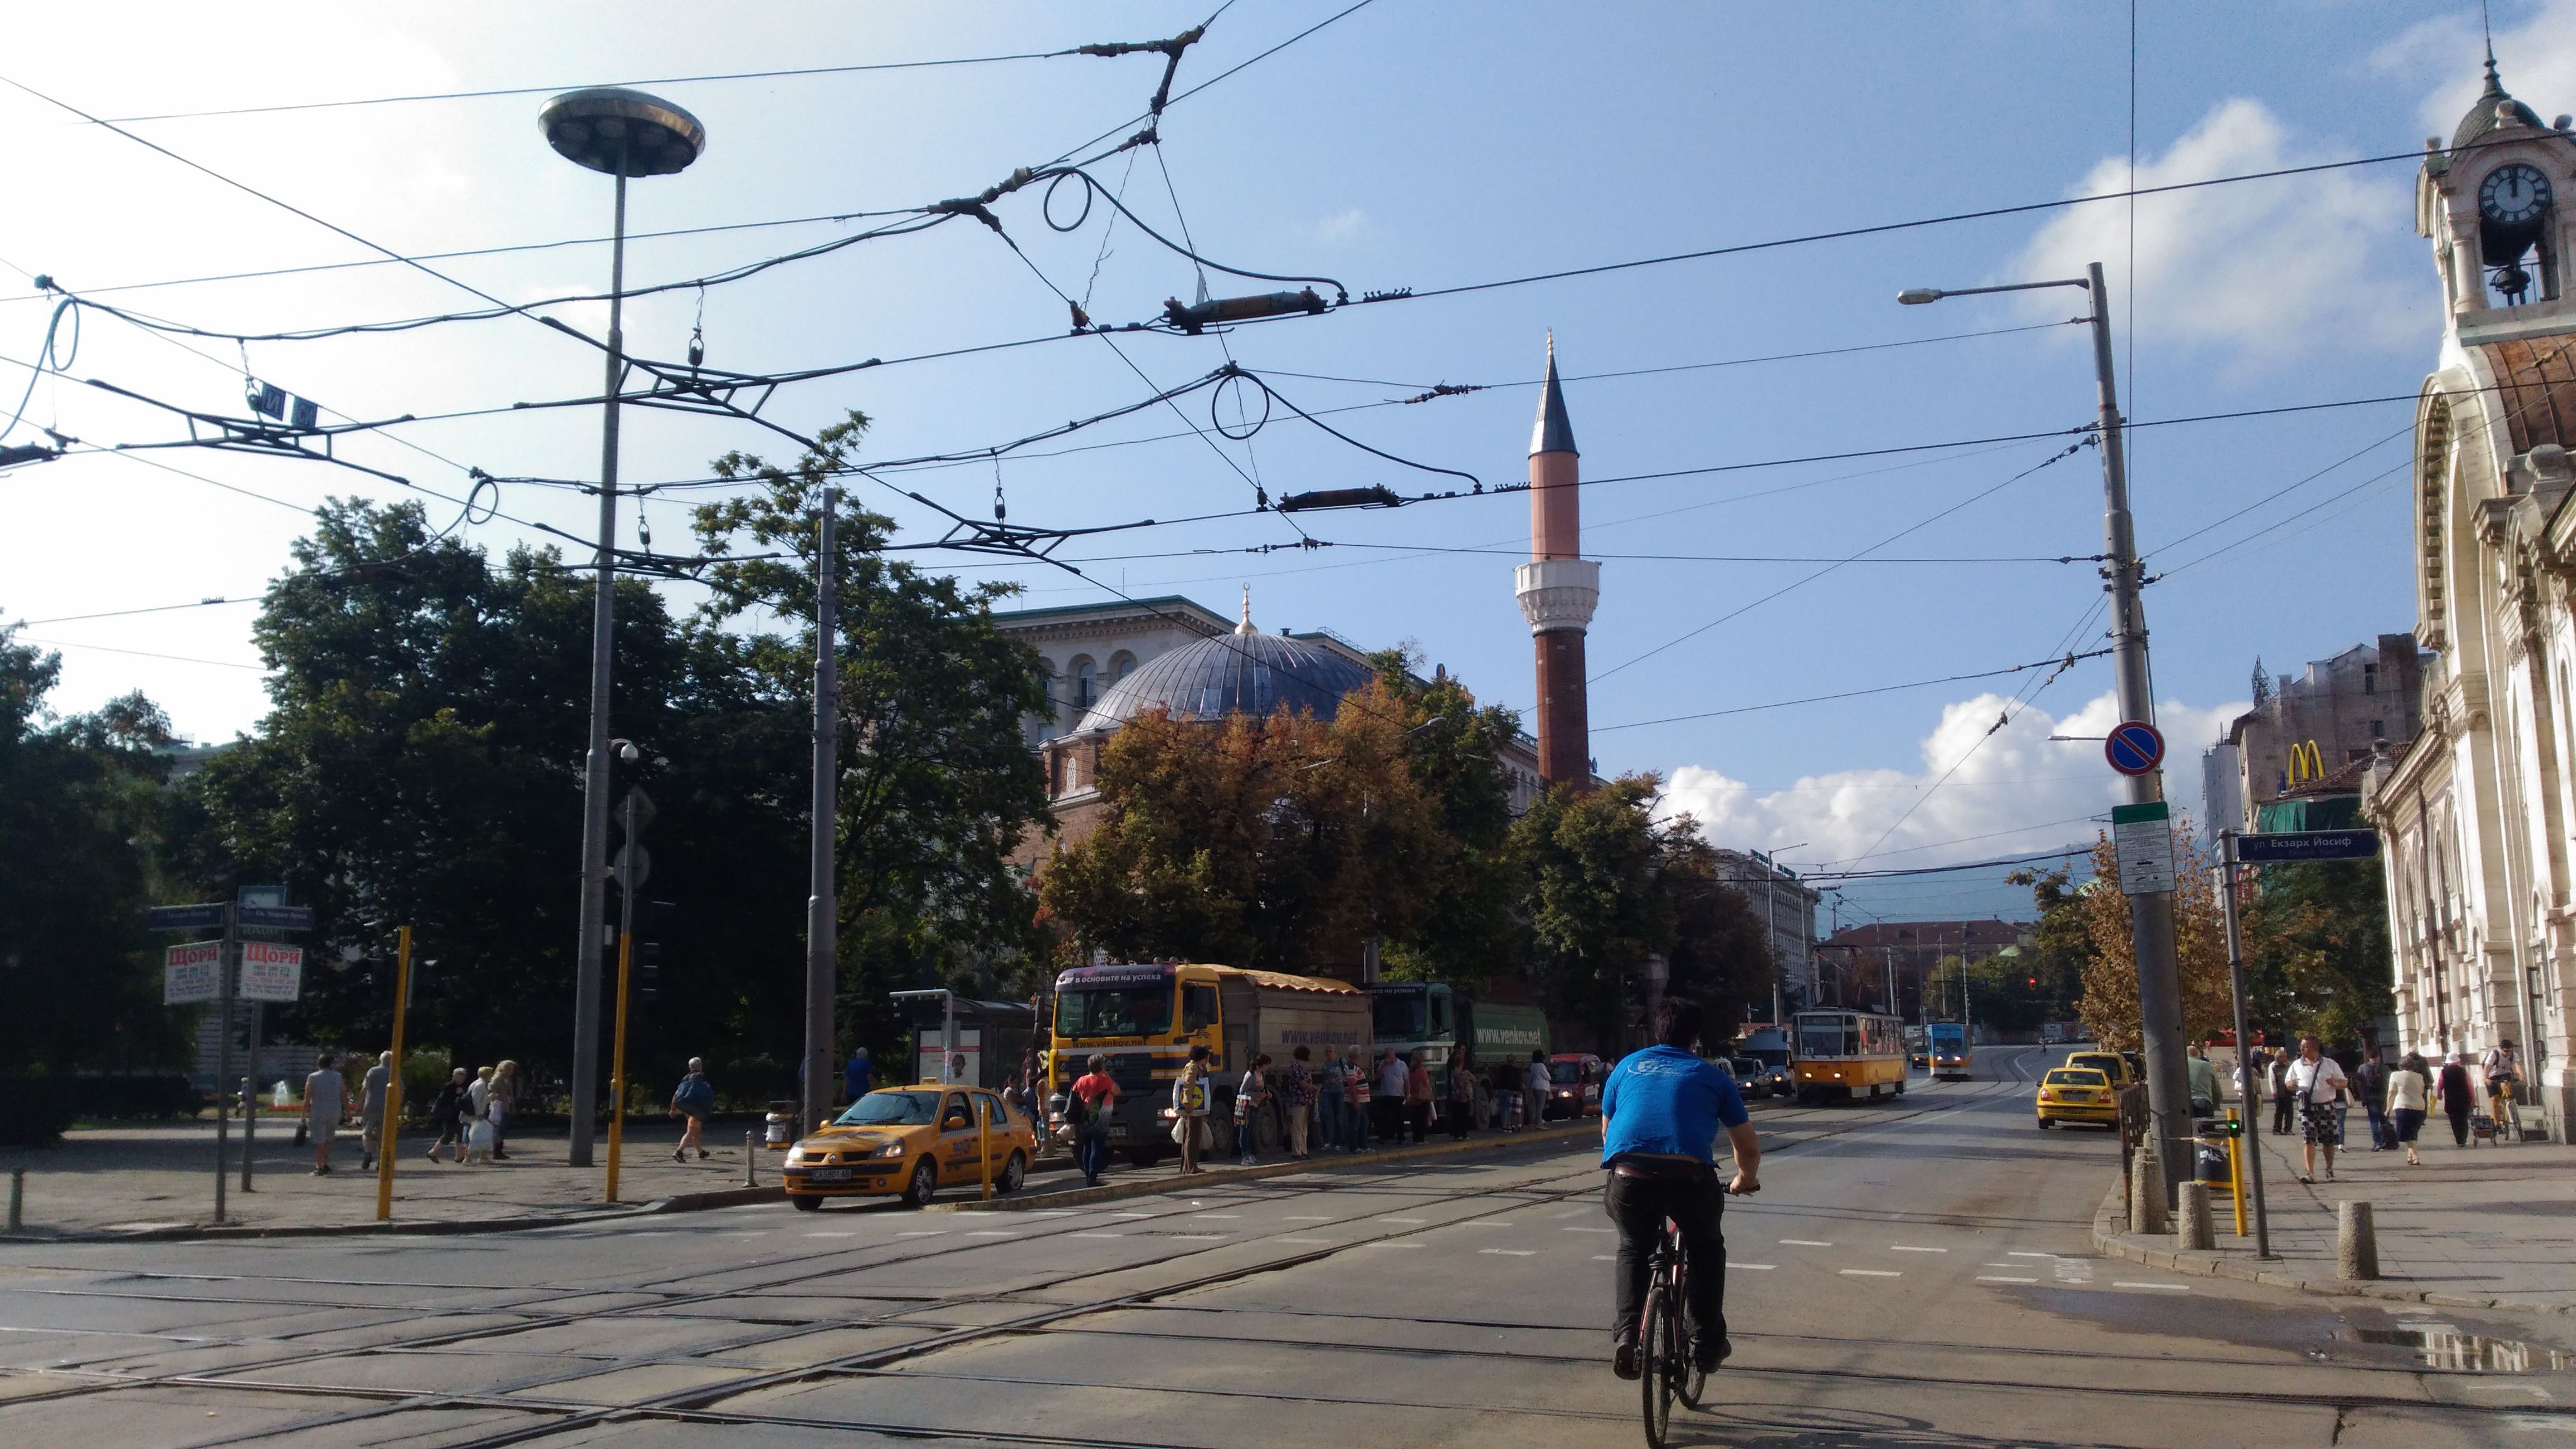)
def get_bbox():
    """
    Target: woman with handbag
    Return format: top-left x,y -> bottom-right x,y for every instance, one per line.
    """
1345,1052 -> 1374,1153
1445,1046 -> 1476,1140
1235,1053 -> 1272,1167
